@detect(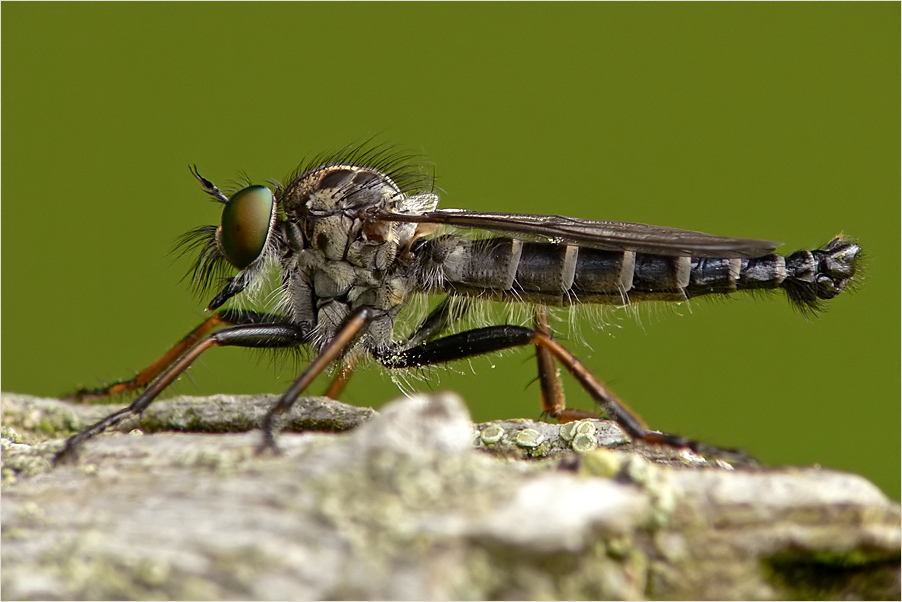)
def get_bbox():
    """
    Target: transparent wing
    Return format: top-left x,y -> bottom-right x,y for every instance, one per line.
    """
379,208 -> 781,258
